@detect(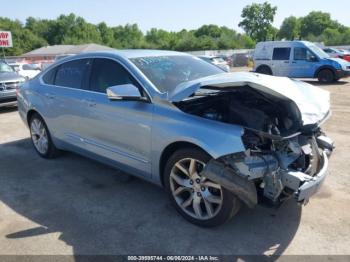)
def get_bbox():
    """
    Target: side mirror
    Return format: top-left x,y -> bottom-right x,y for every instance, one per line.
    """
308,55 -> 318,62
106,84 -> 146,101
